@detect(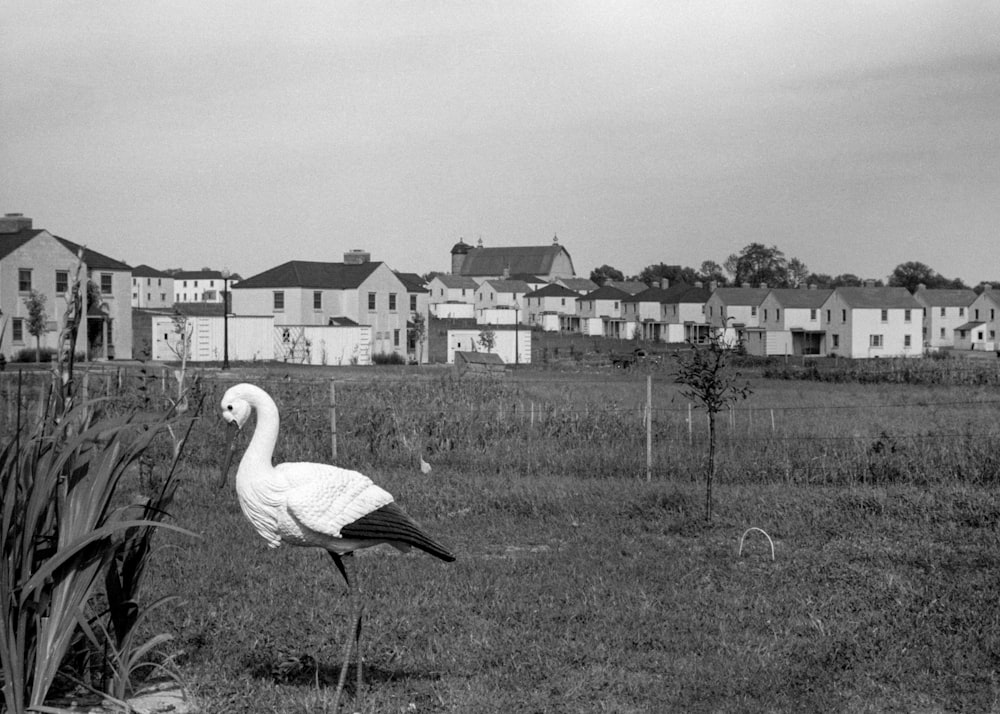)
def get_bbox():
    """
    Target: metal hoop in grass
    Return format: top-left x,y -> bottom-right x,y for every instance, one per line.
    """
738,527 -> 775,561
